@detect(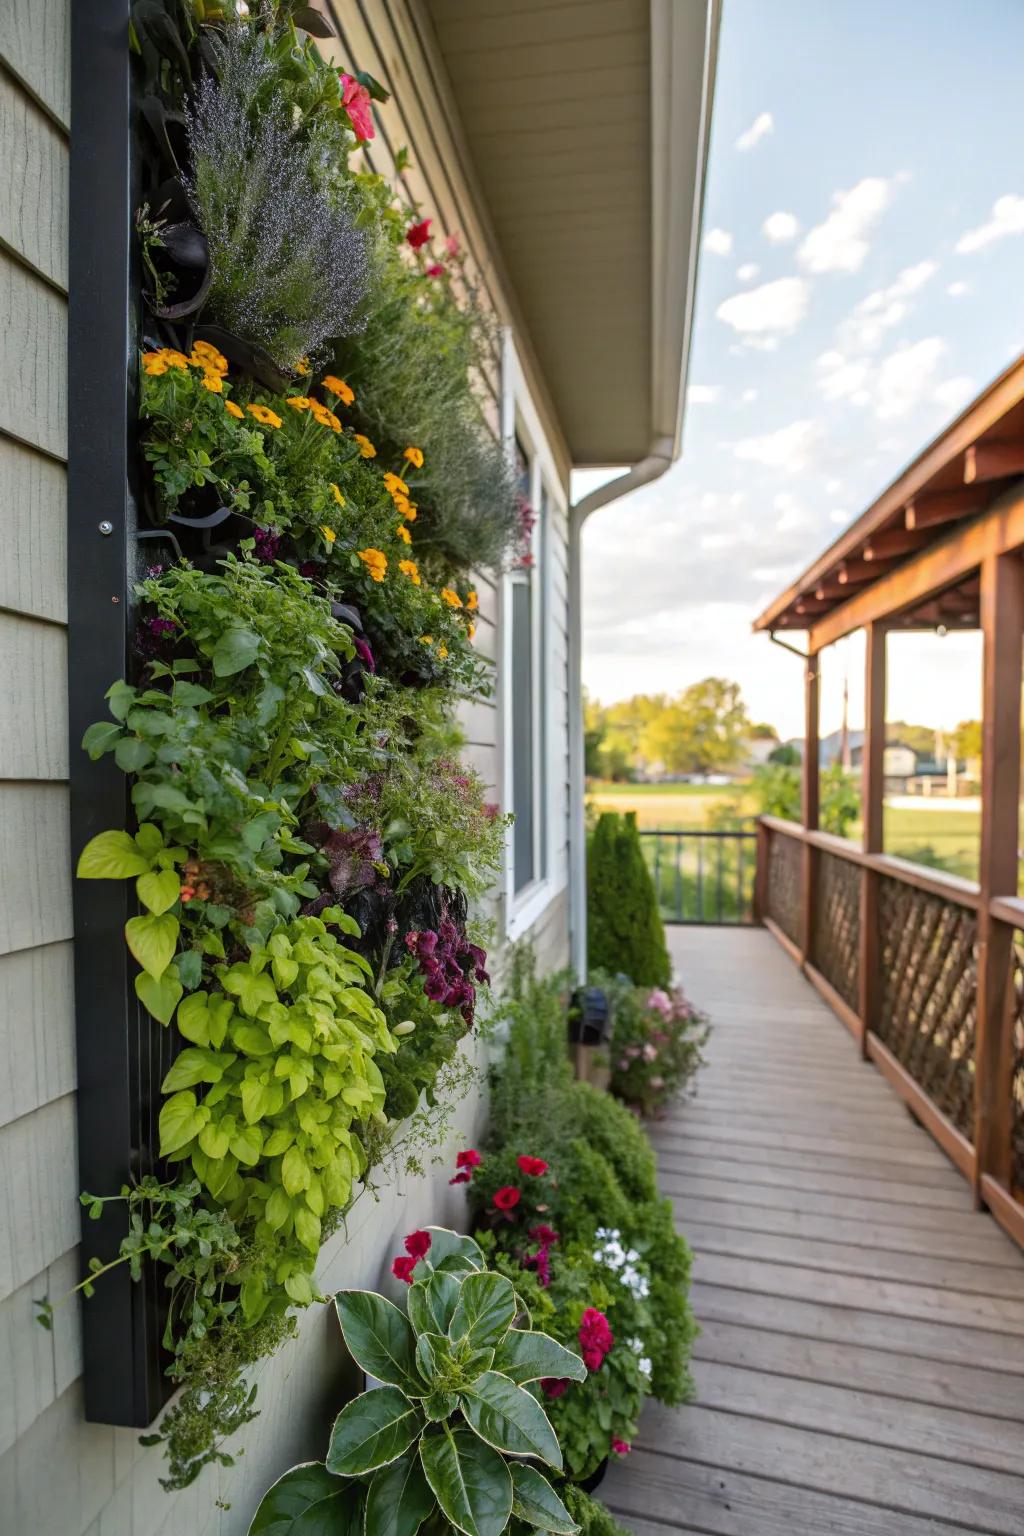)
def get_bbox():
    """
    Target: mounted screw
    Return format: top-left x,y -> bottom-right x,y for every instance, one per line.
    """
98,520 -> 114,536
